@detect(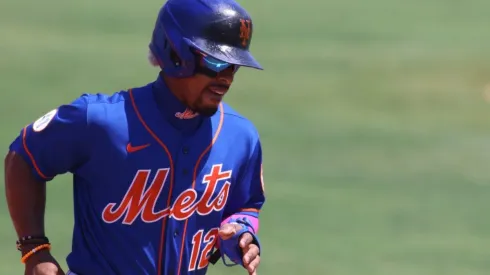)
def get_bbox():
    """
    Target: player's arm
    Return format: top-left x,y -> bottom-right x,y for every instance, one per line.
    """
221,136 -> 265,233
214,134 -> 265,272
4,96 -> 91,261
